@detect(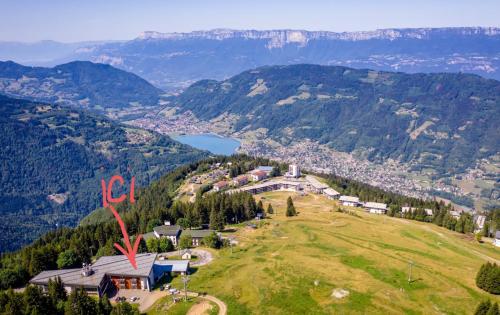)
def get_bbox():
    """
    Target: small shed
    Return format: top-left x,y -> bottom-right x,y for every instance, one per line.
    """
181,249 -> 192,260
